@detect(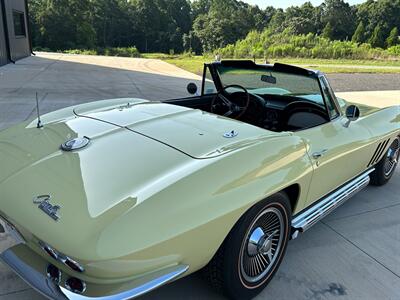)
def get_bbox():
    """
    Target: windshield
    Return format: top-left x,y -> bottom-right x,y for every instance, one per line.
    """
216,65 -> 324,104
